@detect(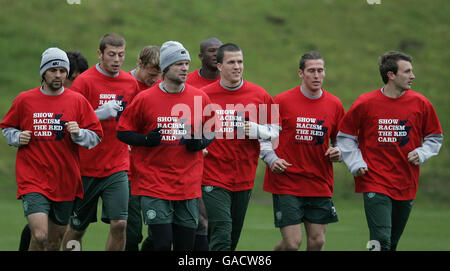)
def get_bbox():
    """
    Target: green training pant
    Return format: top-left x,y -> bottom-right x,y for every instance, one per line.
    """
363,192 -> 413,251
125,181 -> 143,251
202,186 -> 252,251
